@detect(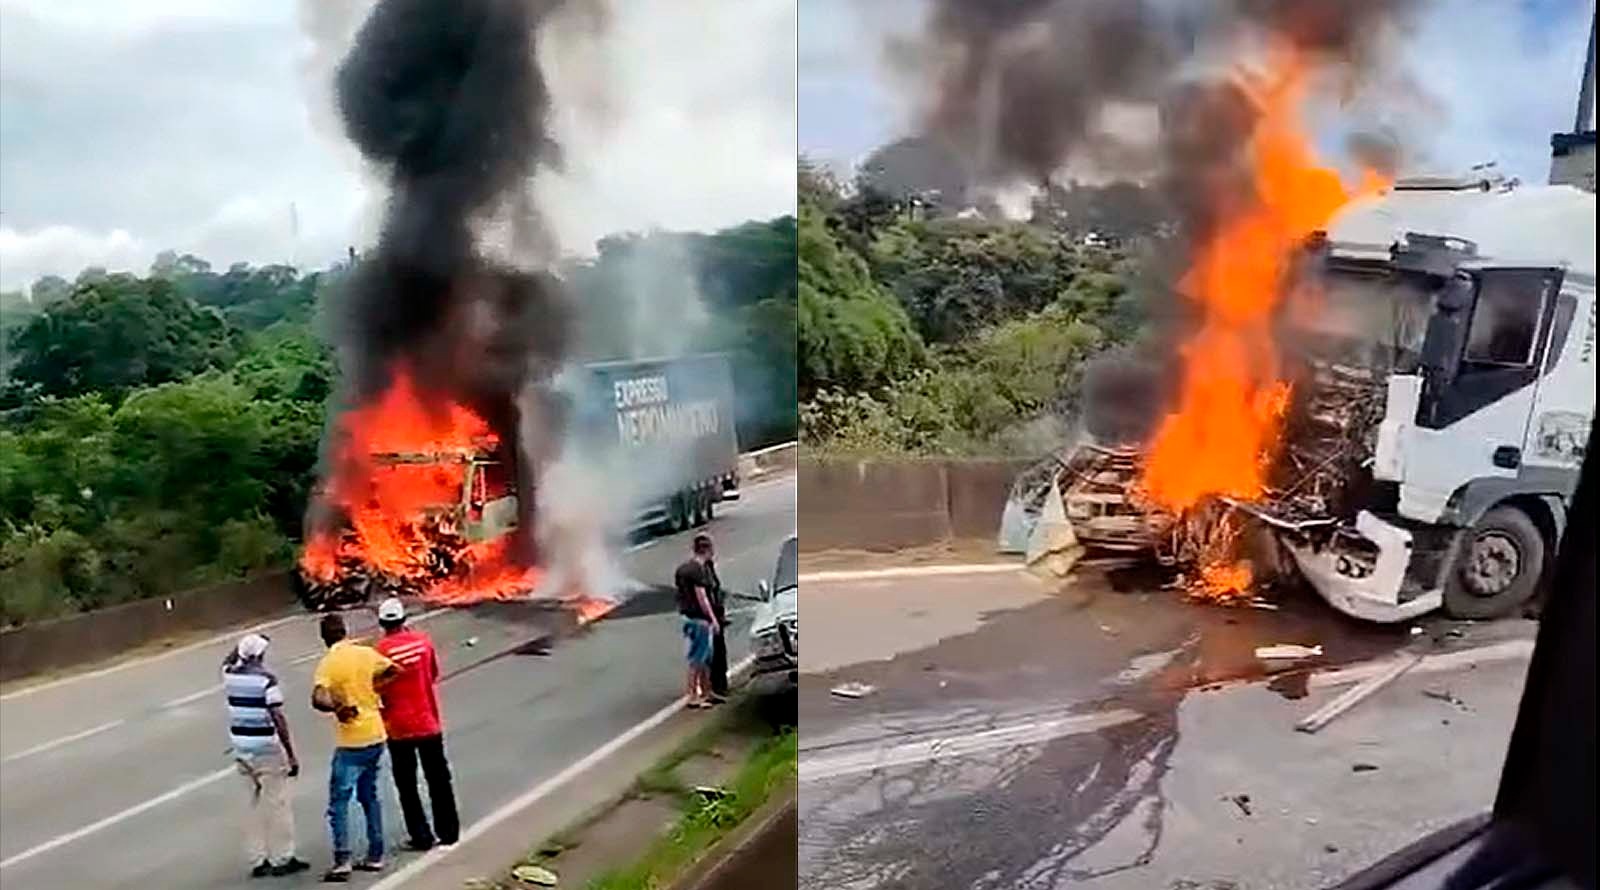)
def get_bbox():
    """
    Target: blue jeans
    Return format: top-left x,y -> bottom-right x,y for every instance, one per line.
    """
327,743 -> 385,864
